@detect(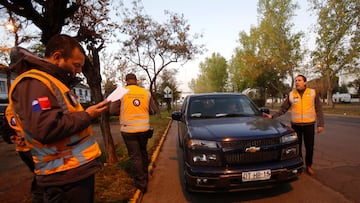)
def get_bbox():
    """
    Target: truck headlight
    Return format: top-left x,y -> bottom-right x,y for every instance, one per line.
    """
188,139 -> 218,149
189,152 -> 221,166
280,132 -> 298,143
281,145 -> 299,160
192,154 -> 217,162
